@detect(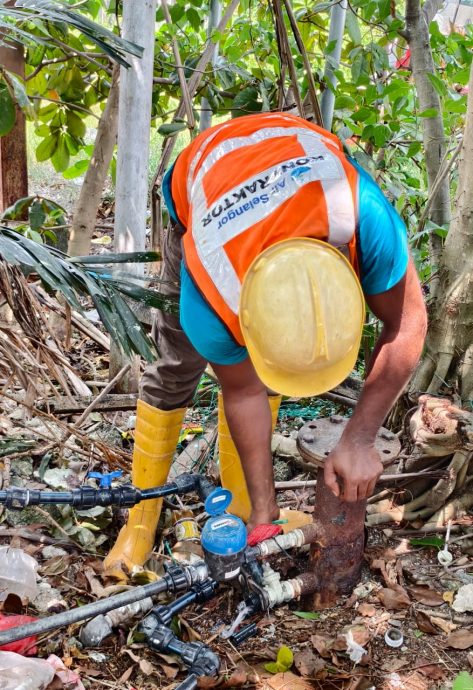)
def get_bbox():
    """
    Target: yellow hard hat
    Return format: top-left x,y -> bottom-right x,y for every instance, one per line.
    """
239,238 -> 364,397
